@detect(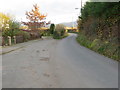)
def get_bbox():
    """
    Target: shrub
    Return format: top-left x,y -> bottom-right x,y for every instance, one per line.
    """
76,32 -> 120,61
50,24 -> 55,34
15,31 -> 30,41
60,30 -> 65,36
90,39 -> 99,48
53,31 -> 60,39
2,20 -> 20,37
55,24 -> 65,32
76,33 -> 92,48
53,24 -> 67,39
